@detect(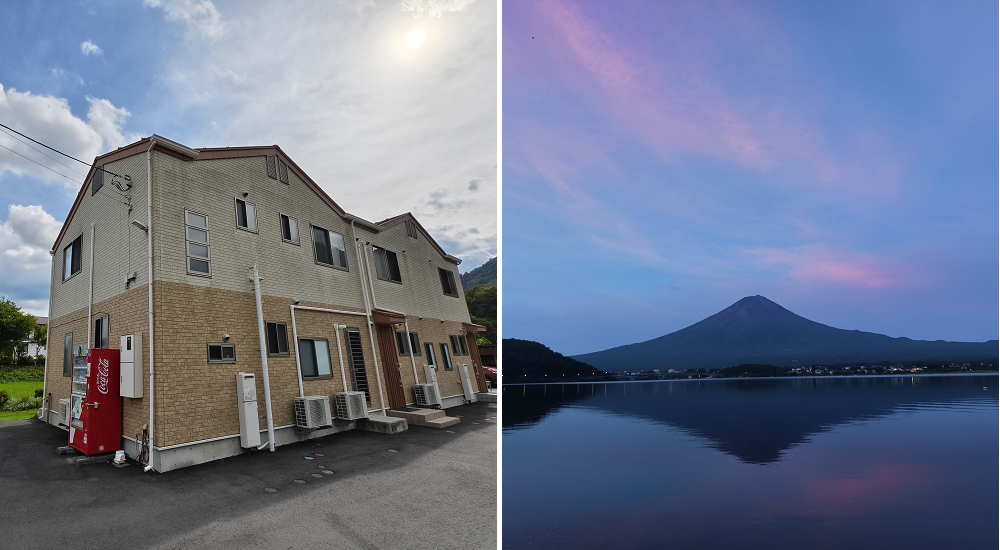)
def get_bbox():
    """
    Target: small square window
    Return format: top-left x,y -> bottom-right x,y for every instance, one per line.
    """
63,235 -> 82,281
207,343 -> 236,363
311,225 -> 348,270
299,338 -> 332,378
281,214 -> 299,244
266,322 -> 289,356
235,198 -> 257,231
